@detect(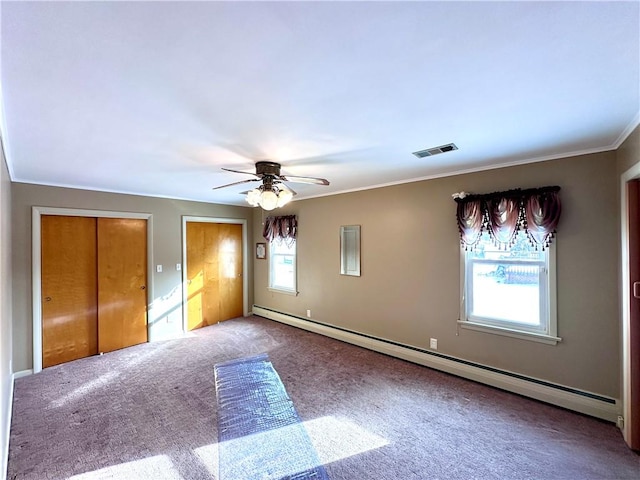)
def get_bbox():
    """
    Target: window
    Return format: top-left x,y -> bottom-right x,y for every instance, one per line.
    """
461,230 -> 558,344
269,239 -> 297,294
454,186 -> 561,344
